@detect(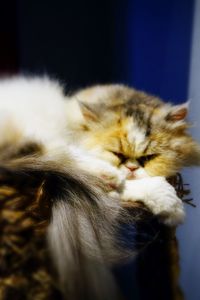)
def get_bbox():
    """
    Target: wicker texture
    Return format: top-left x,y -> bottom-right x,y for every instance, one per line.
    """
0,171 -> 61,300
0,172 -> 189,300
